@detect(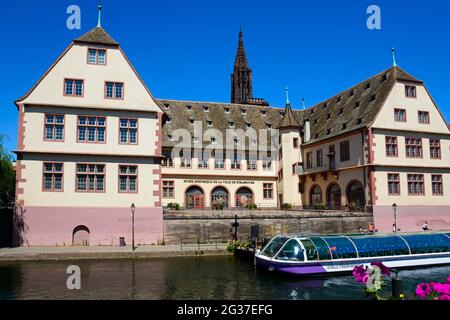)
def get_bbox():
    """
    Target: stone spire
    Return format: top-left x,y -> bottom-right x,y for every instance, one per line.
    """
231,28 -> 253,104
